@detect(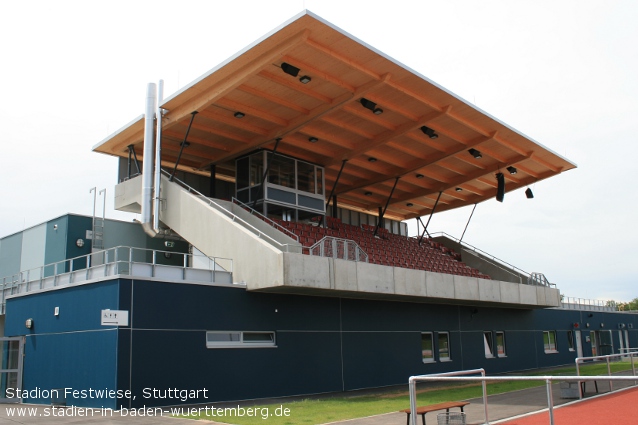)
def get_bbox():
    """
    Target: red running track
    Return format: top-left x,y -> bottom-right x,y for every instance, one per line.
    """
497,387 -> 638,425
